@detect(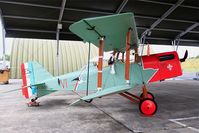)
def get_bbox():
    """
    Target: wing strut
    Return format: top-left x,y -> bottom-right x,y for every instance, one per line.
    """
125,28 -> 131,83
97,37 -> 104,91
